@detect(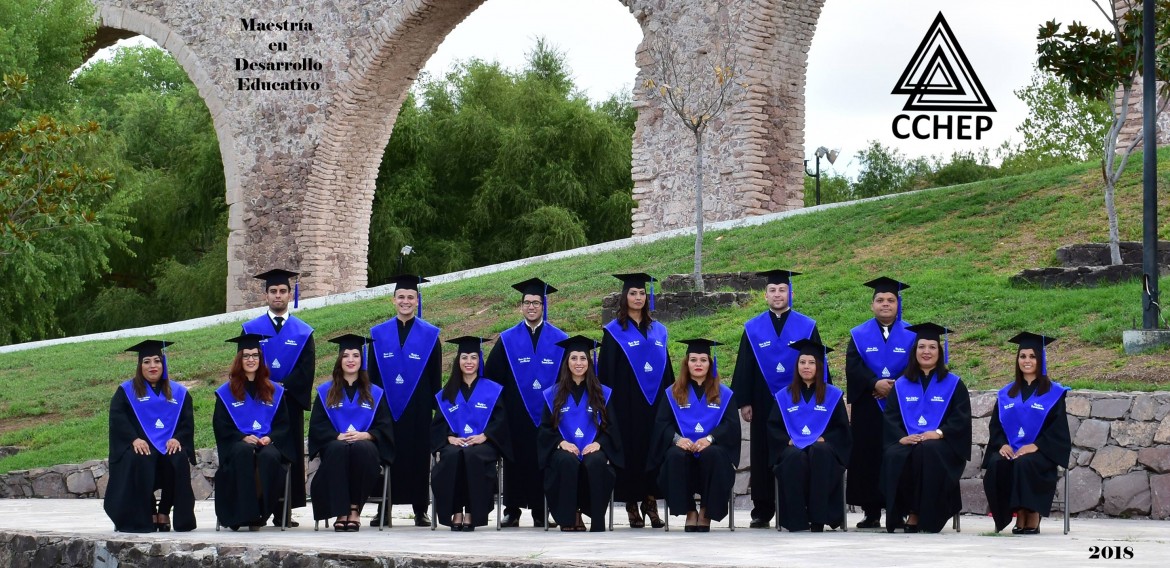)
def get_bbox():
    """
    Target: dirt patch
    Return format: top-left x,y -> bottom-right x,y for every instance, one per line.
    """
0,414 -> 60,436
